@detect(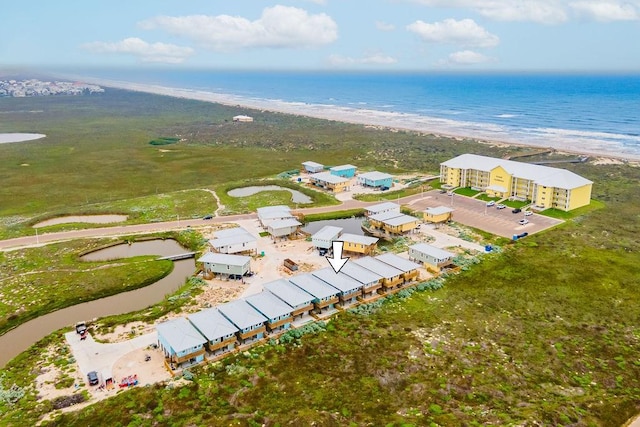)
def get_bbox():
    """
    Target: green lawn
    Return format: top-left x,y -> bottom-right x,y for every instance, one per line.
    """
454,187 -> 482,197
